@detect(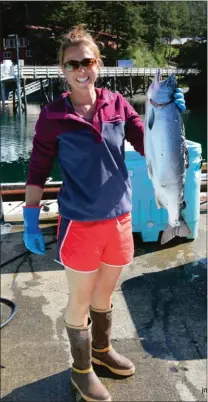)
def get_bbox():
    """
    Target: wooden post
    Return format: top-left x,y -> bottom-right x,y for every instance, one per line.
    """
142,75 -> 145,94
50,78 -> 53,102
129,76 -> 133,100
40,78 -> 43,108
40,78 -> 50,108
22,79 -> 27,113
0,81 -> 6,112
16,72 -> 22,115
13,88 -> 16,114
113,76 -> 116,92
